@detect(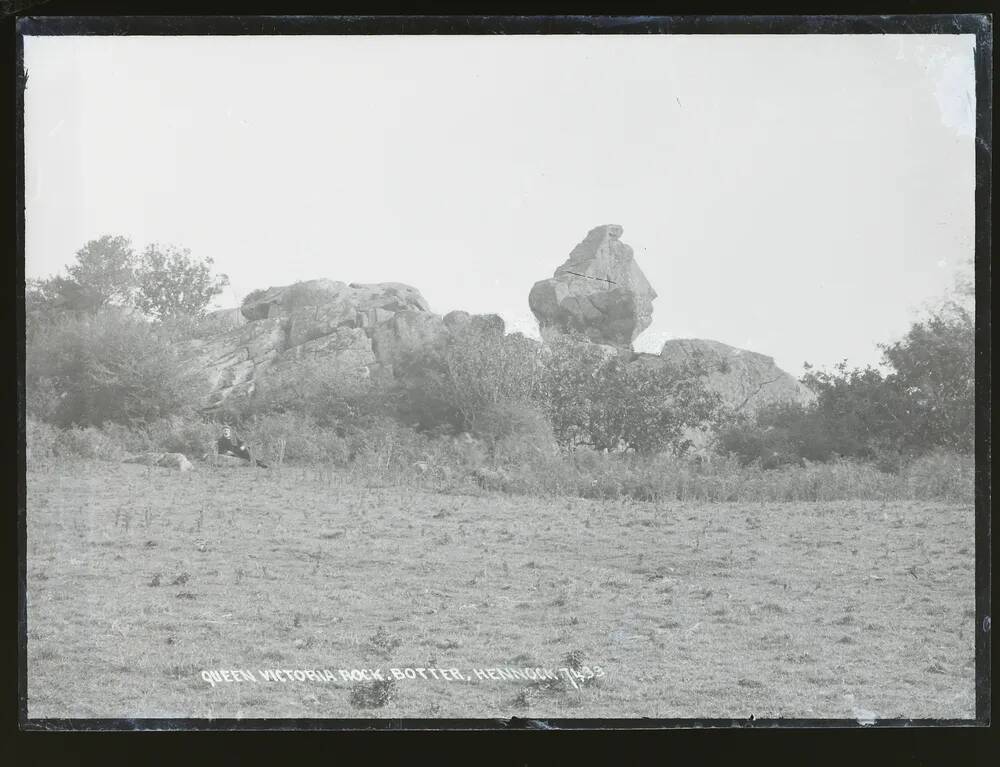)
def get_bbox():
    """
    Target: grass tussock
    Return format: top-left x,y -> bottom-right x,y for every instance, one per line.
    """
349,678 -> 397,709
